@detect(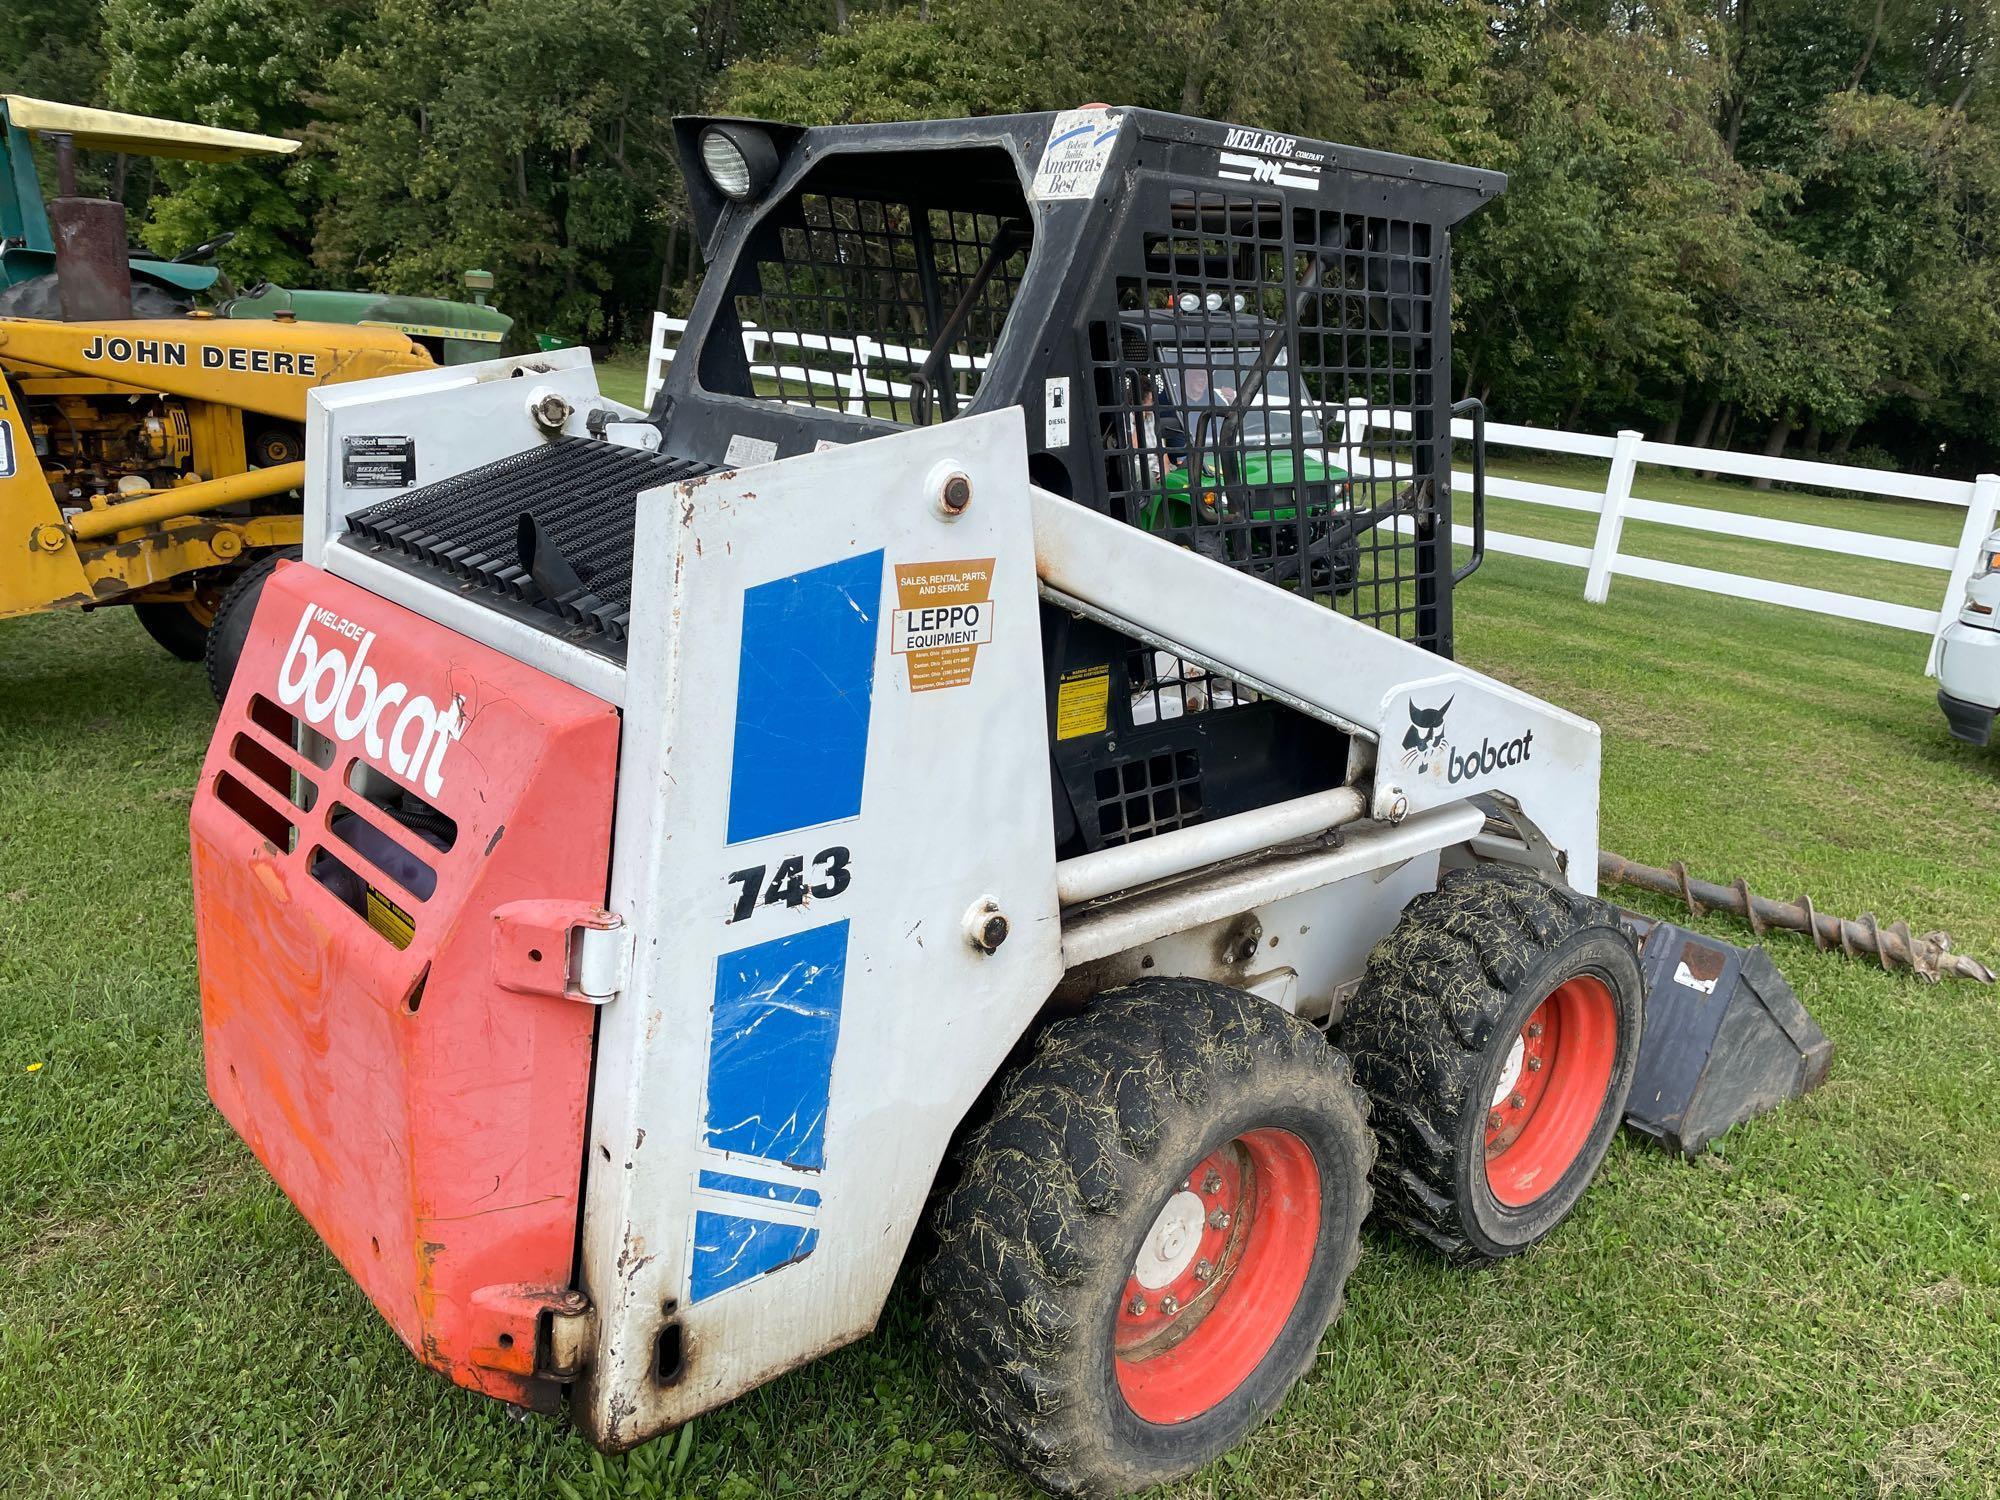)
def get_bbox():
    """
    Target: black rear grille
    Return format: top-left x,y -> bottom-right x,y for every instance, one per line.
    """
344,439 -> 714,649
